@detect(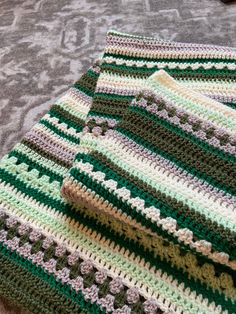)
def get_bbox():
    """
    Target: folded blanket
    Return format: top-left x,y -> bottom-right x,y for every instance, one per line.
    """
62,69 -> 236,313
84,30 -> 236,135
0,30 -> 236,314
